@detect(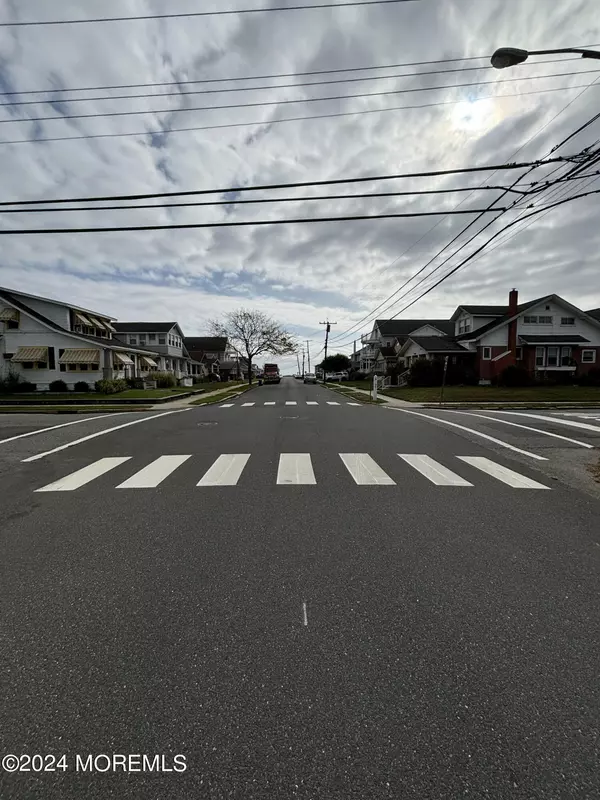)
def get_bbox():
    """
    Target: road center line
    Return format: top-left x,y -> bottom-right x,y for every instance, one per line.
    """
302,602 -> 308,626
0,414 -> 118,445
21,409 -> 191,463
394,409 -> 547,460
441,410 -> 594,448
